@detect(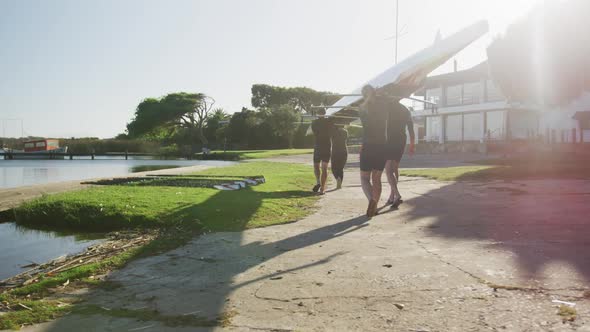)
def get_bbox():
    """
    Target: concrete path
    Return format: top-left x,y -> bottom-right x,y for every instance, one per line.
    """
0,164 -> 218,214
10,156 -> 590,331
